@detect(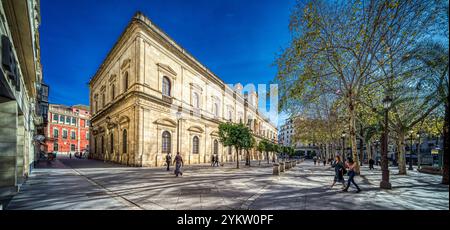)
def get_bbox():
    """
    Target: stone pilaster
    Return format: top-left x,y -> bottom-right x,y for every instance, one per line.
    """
0,101 -> 18,195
